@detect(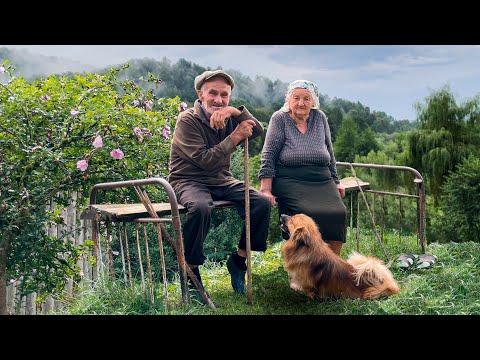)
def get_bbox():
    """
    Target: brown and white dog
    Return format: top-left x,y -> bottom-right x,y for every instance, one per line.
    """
280,213 -> 400,300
